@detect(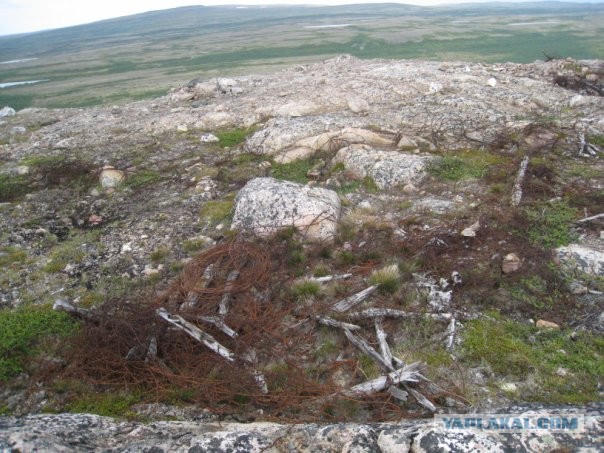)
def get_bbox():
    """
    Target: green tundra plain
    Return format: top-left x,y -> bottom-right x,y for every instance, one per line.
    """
1,3 -> 603,110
